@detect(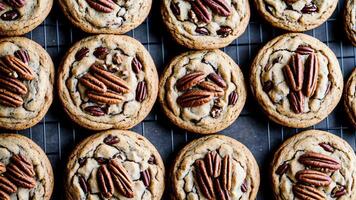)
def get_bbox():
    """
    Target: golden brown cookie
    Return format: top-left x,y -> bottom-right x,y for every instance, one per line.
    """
344,0 -> 356,46
344,67 -> 356,127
